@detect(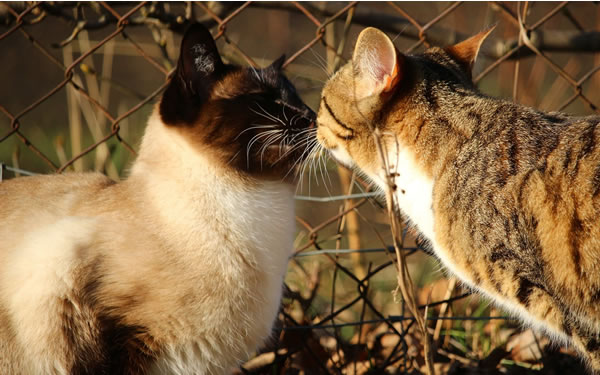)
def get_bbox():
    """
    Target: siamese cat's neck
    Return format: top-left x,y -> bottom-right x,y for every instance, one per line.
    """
132,108 -> 236,185
129,109 -> 295,265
